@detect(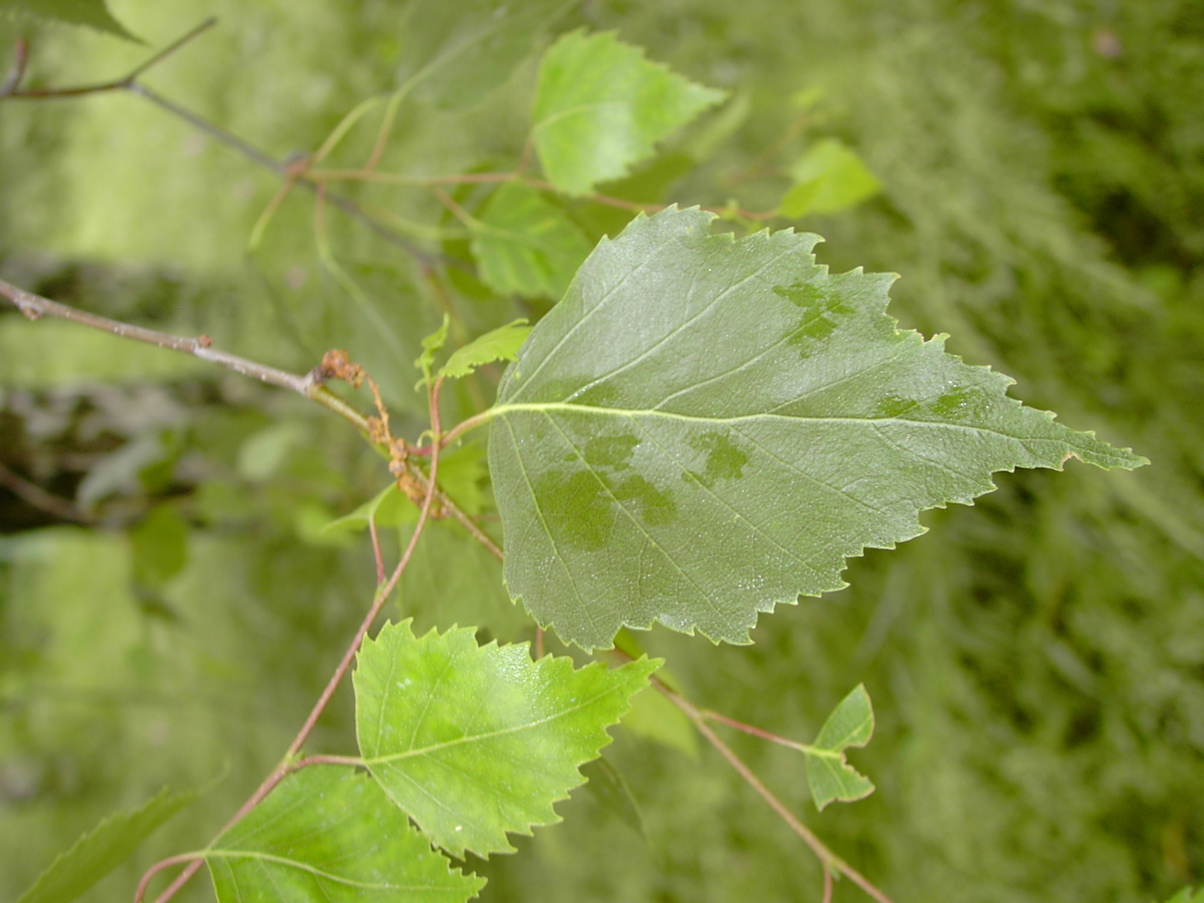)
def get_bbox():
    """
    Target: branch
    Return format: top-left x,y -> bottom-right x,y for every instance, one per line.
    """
1,22 -> 438,267
661,684 -> 896,903
144,379 -> 447,903
0,277 -> 371,433
0,461 -> 94,524
1,18 -> 217,99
